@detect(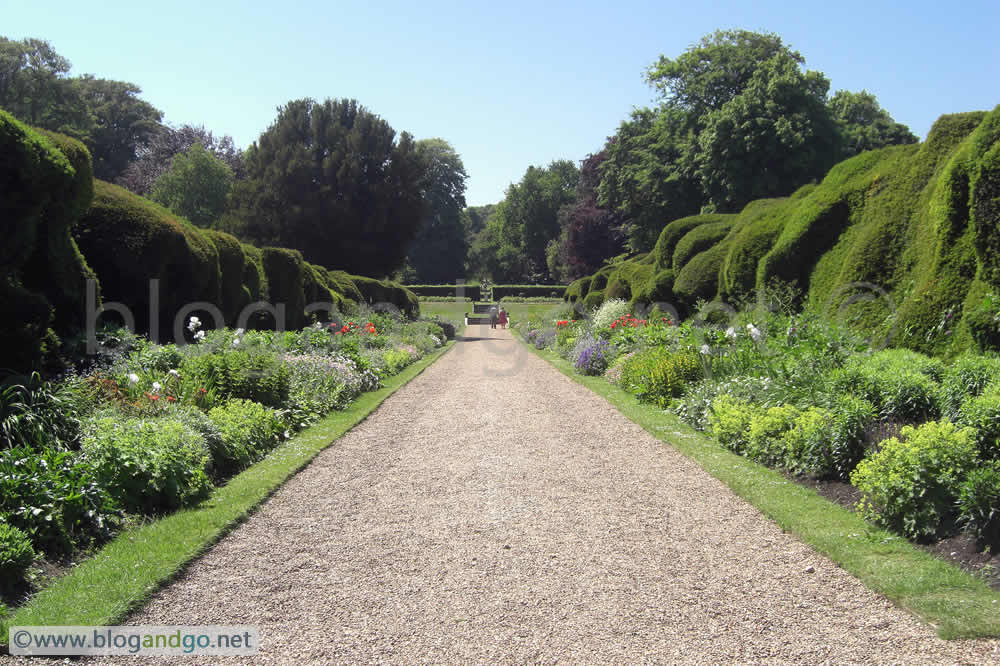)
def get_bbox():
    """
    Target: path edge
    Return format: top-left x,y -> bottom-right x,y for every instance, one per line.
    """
0,339 -> 458,648
513,331 -> 1000,640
